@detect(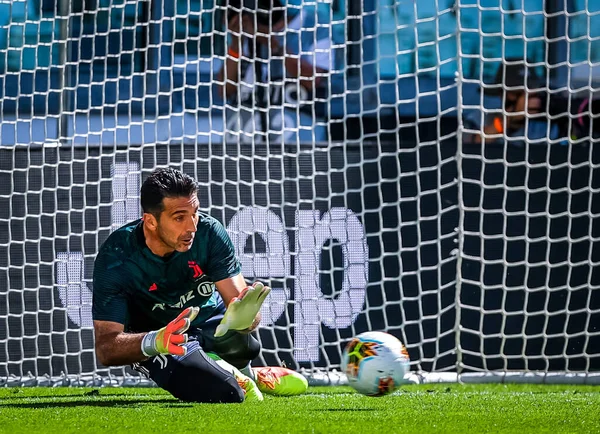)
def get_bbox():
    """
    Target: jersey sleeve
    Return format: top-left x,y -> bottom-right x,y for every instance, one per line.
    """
205,219 -> 242,282
92,250 -> 129,325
